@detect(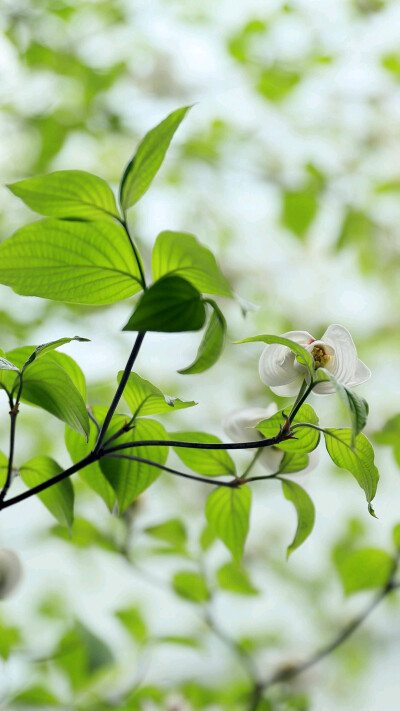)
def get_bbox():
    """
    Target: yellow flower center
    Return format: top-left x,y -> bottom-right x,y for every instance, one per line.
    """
311,345 -> 330,369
